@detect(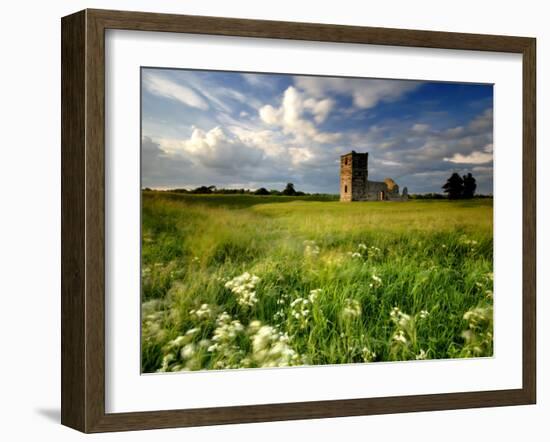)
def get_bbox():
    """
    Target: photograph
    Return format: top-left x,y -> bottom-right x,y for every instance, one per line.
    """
140,67 -> 494,373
